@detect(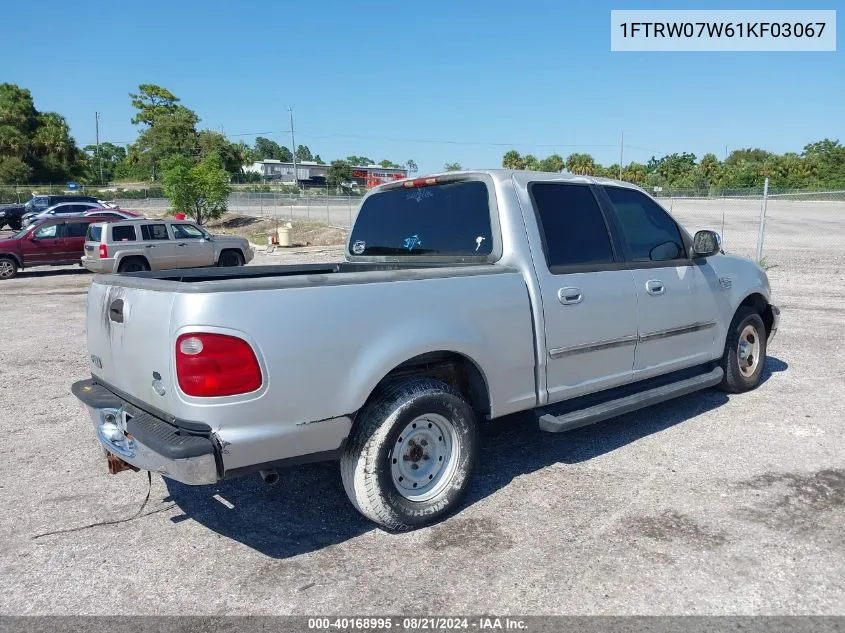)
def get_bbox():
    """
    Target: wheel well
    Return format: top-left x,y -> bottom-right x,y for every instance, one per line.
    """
740,293 -> 774,336
118,255 -> 150,270
0,253 -> 21,269
371,352 -> 491,419
218,248 -> 243,261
